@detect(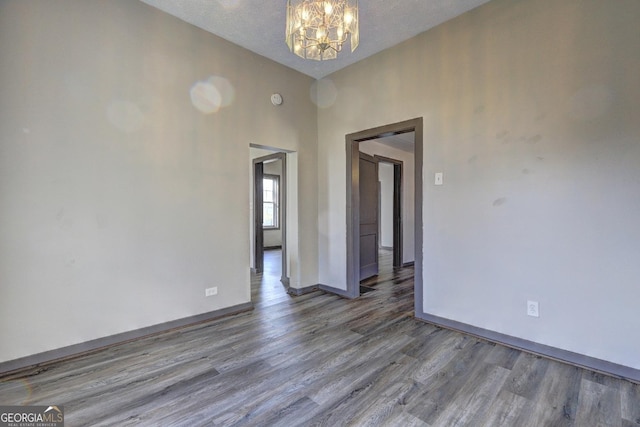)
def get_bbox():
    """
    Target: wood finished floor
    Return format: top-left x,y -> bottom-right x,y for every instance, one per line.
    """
1,249 -> 639,426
